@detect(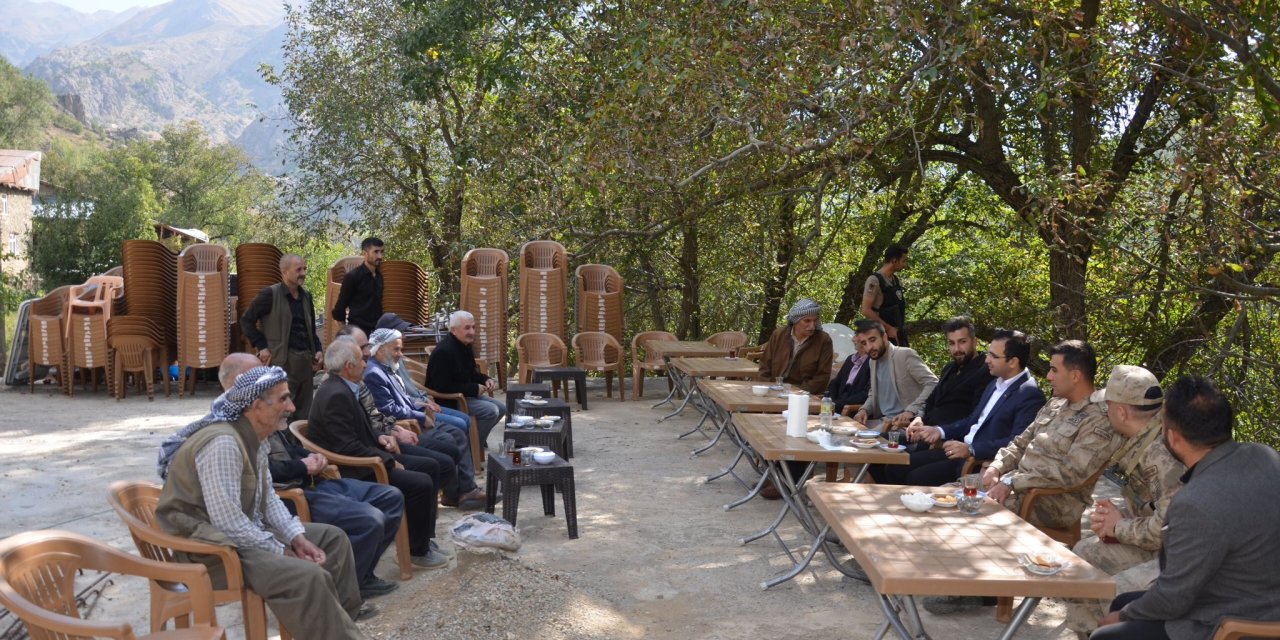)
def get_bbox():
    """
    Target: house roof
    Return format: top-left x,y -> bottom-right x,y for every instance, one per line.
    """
0,150 -> 42,194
